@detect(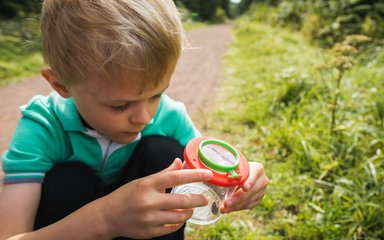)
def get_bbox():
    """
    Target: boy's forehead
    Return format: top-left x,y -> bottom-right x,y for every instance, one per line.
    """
105,83 -> 169,102
89,68 -> 143,83
88,65 -> 174,90
82,72 -> 169,99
